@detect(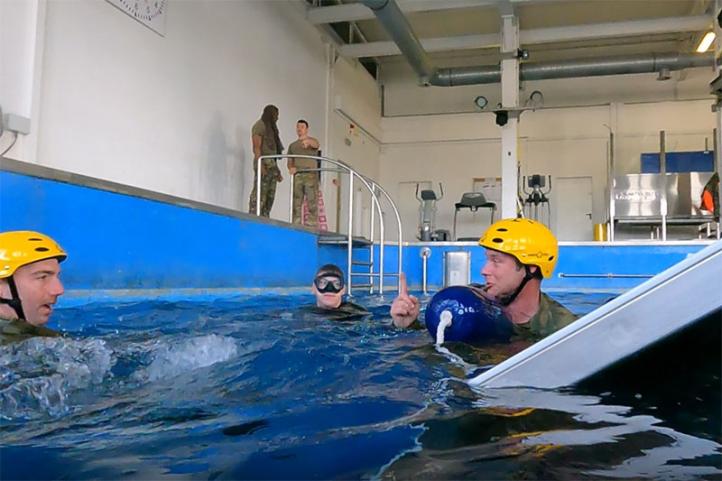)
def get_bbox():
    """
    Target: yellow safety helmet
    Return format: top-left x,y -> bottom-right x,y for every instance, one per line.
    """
0,231 -> 67,279
479,218 -> 558,278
